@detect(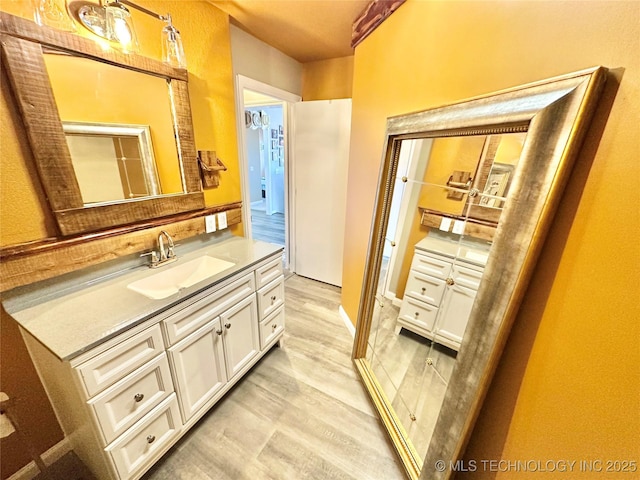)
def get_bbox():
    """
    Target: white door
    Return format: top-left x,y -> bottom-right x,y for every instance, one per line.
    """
292,99 -> 352,287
